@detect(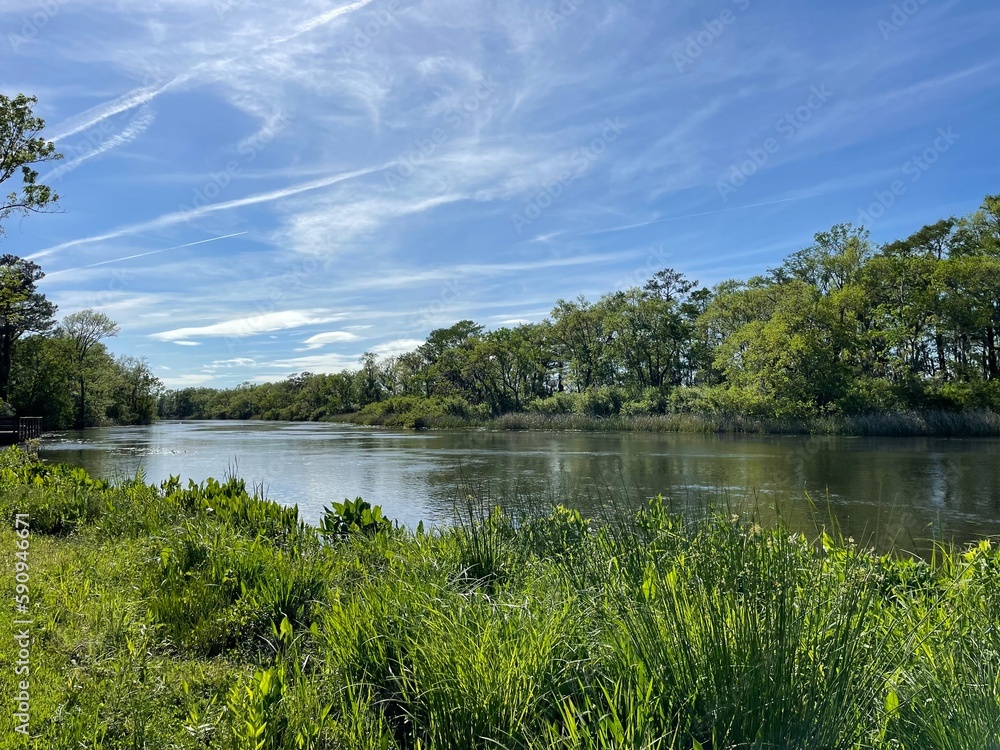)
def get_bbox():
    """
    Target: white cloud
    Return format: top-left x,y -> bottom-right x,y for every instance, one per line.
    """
369,338 -> 425,356
262,353 -> 364,373
298,331 -> 362,350
152,310 -> 348,341
268,0 -> 378,45
160,373 -> 215,388
205,358 -> 257,369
